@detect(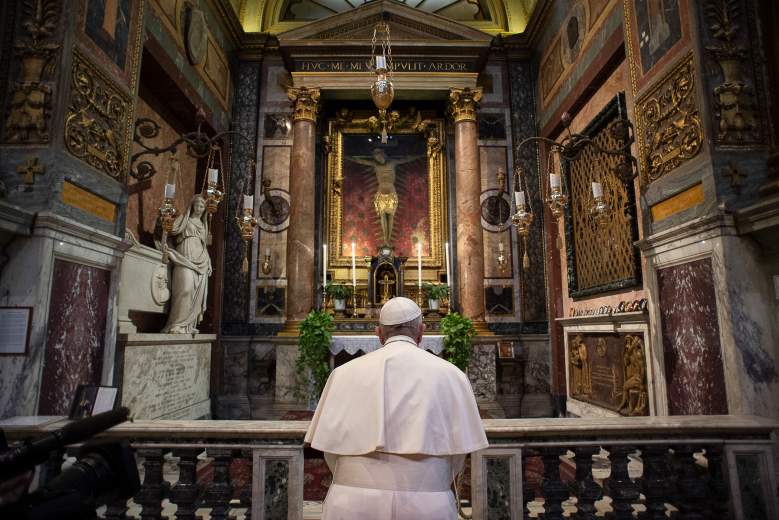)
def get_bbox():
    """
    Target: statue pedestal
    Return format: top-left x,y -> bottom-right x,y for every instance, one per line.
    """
117,333 -> 214,420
